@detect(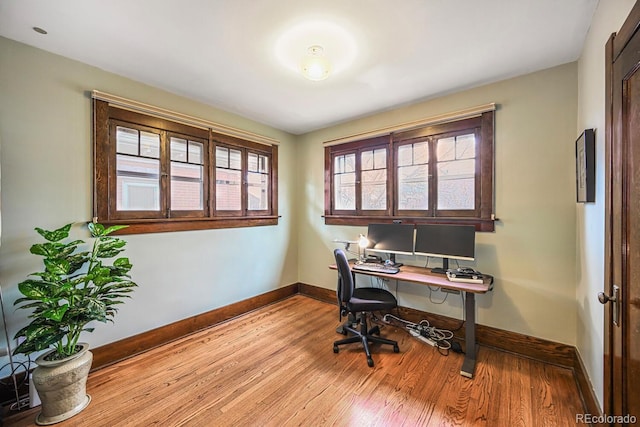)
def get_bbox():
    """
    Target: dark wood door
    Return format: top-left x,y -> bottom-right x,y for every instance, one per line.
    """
605,2 -> 640,422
